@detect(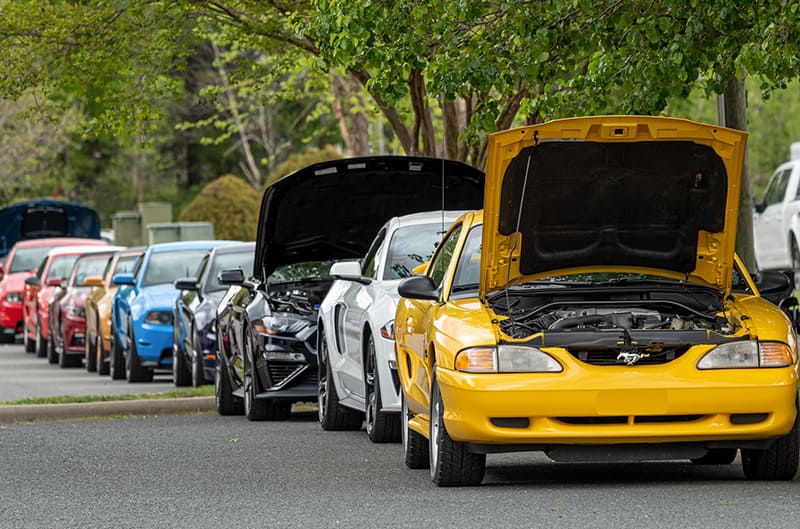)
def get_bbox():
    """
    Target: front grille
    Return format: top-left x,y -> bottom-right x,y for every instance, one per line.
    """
556,415 -> 705,425
267,363 -> 302,386
568,346 -> 691,366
